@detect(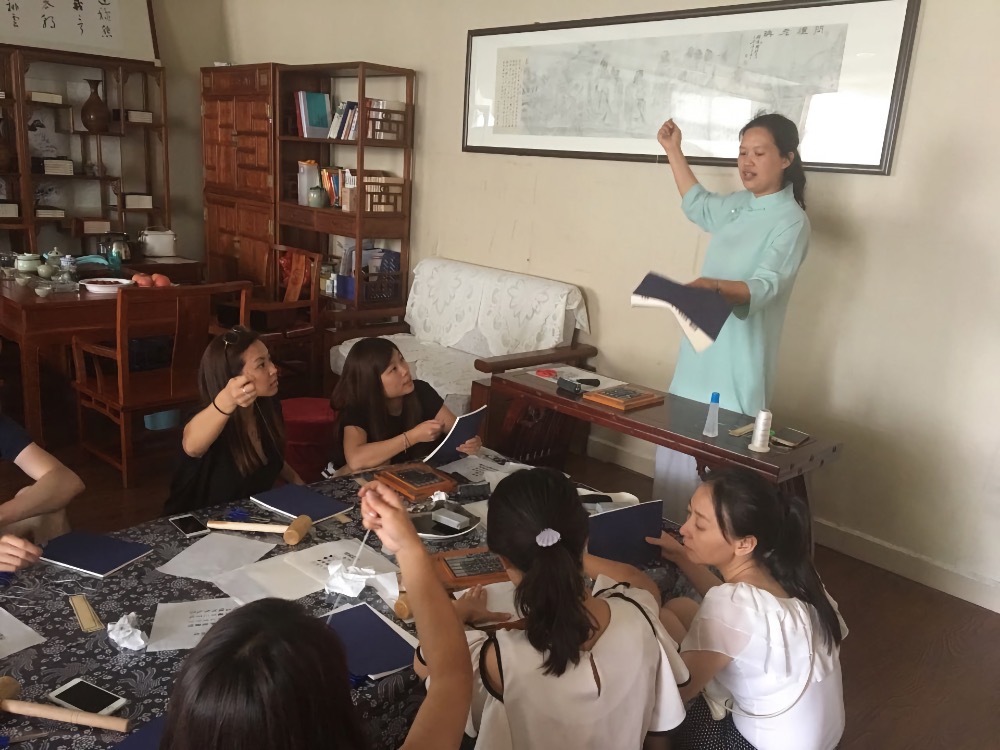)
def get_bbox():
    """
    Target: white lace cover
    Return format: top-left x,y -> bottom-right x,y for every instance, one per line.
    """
404,258 -> 589,358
